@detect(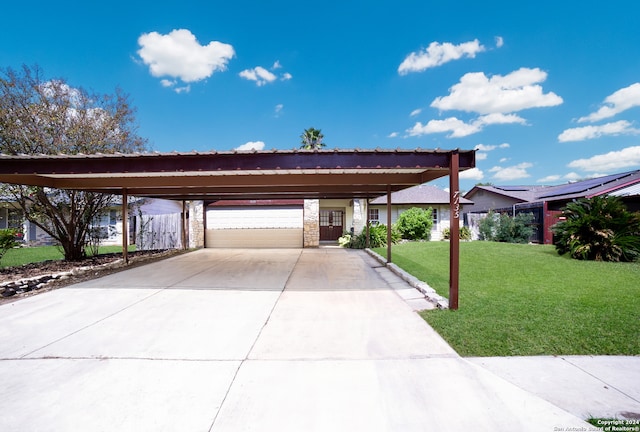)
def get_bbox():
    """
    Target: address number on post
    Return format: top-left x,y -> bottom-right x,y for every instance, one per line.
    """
453,190 -> 460,220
